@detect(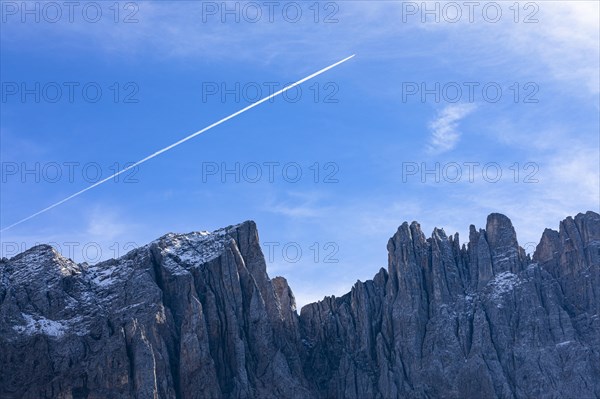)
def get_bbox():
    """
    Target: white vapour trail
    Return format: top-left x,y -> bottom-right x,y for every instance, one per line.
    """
1,54 -> 356,232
